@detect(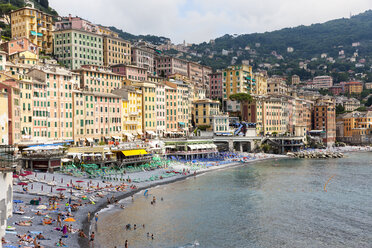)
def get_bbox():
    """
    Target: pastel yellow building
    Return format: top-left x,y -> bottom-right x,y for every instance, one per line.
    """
193,99 -> 220,131
112,87 -> 143,140
9,51 -> 39,65
10,6 -> 54,54
103,36 -> 131,67
130,81 -> 156,136
222,64 -> 253,100
253,72 -> 268,96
